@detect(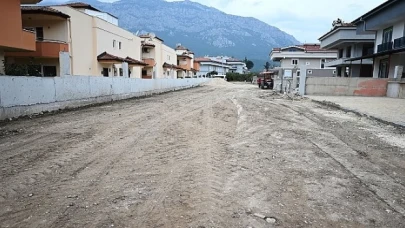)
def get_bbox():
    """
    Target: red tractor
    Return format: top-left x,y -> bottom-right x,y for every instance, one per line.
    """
257,72 -> 274,89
